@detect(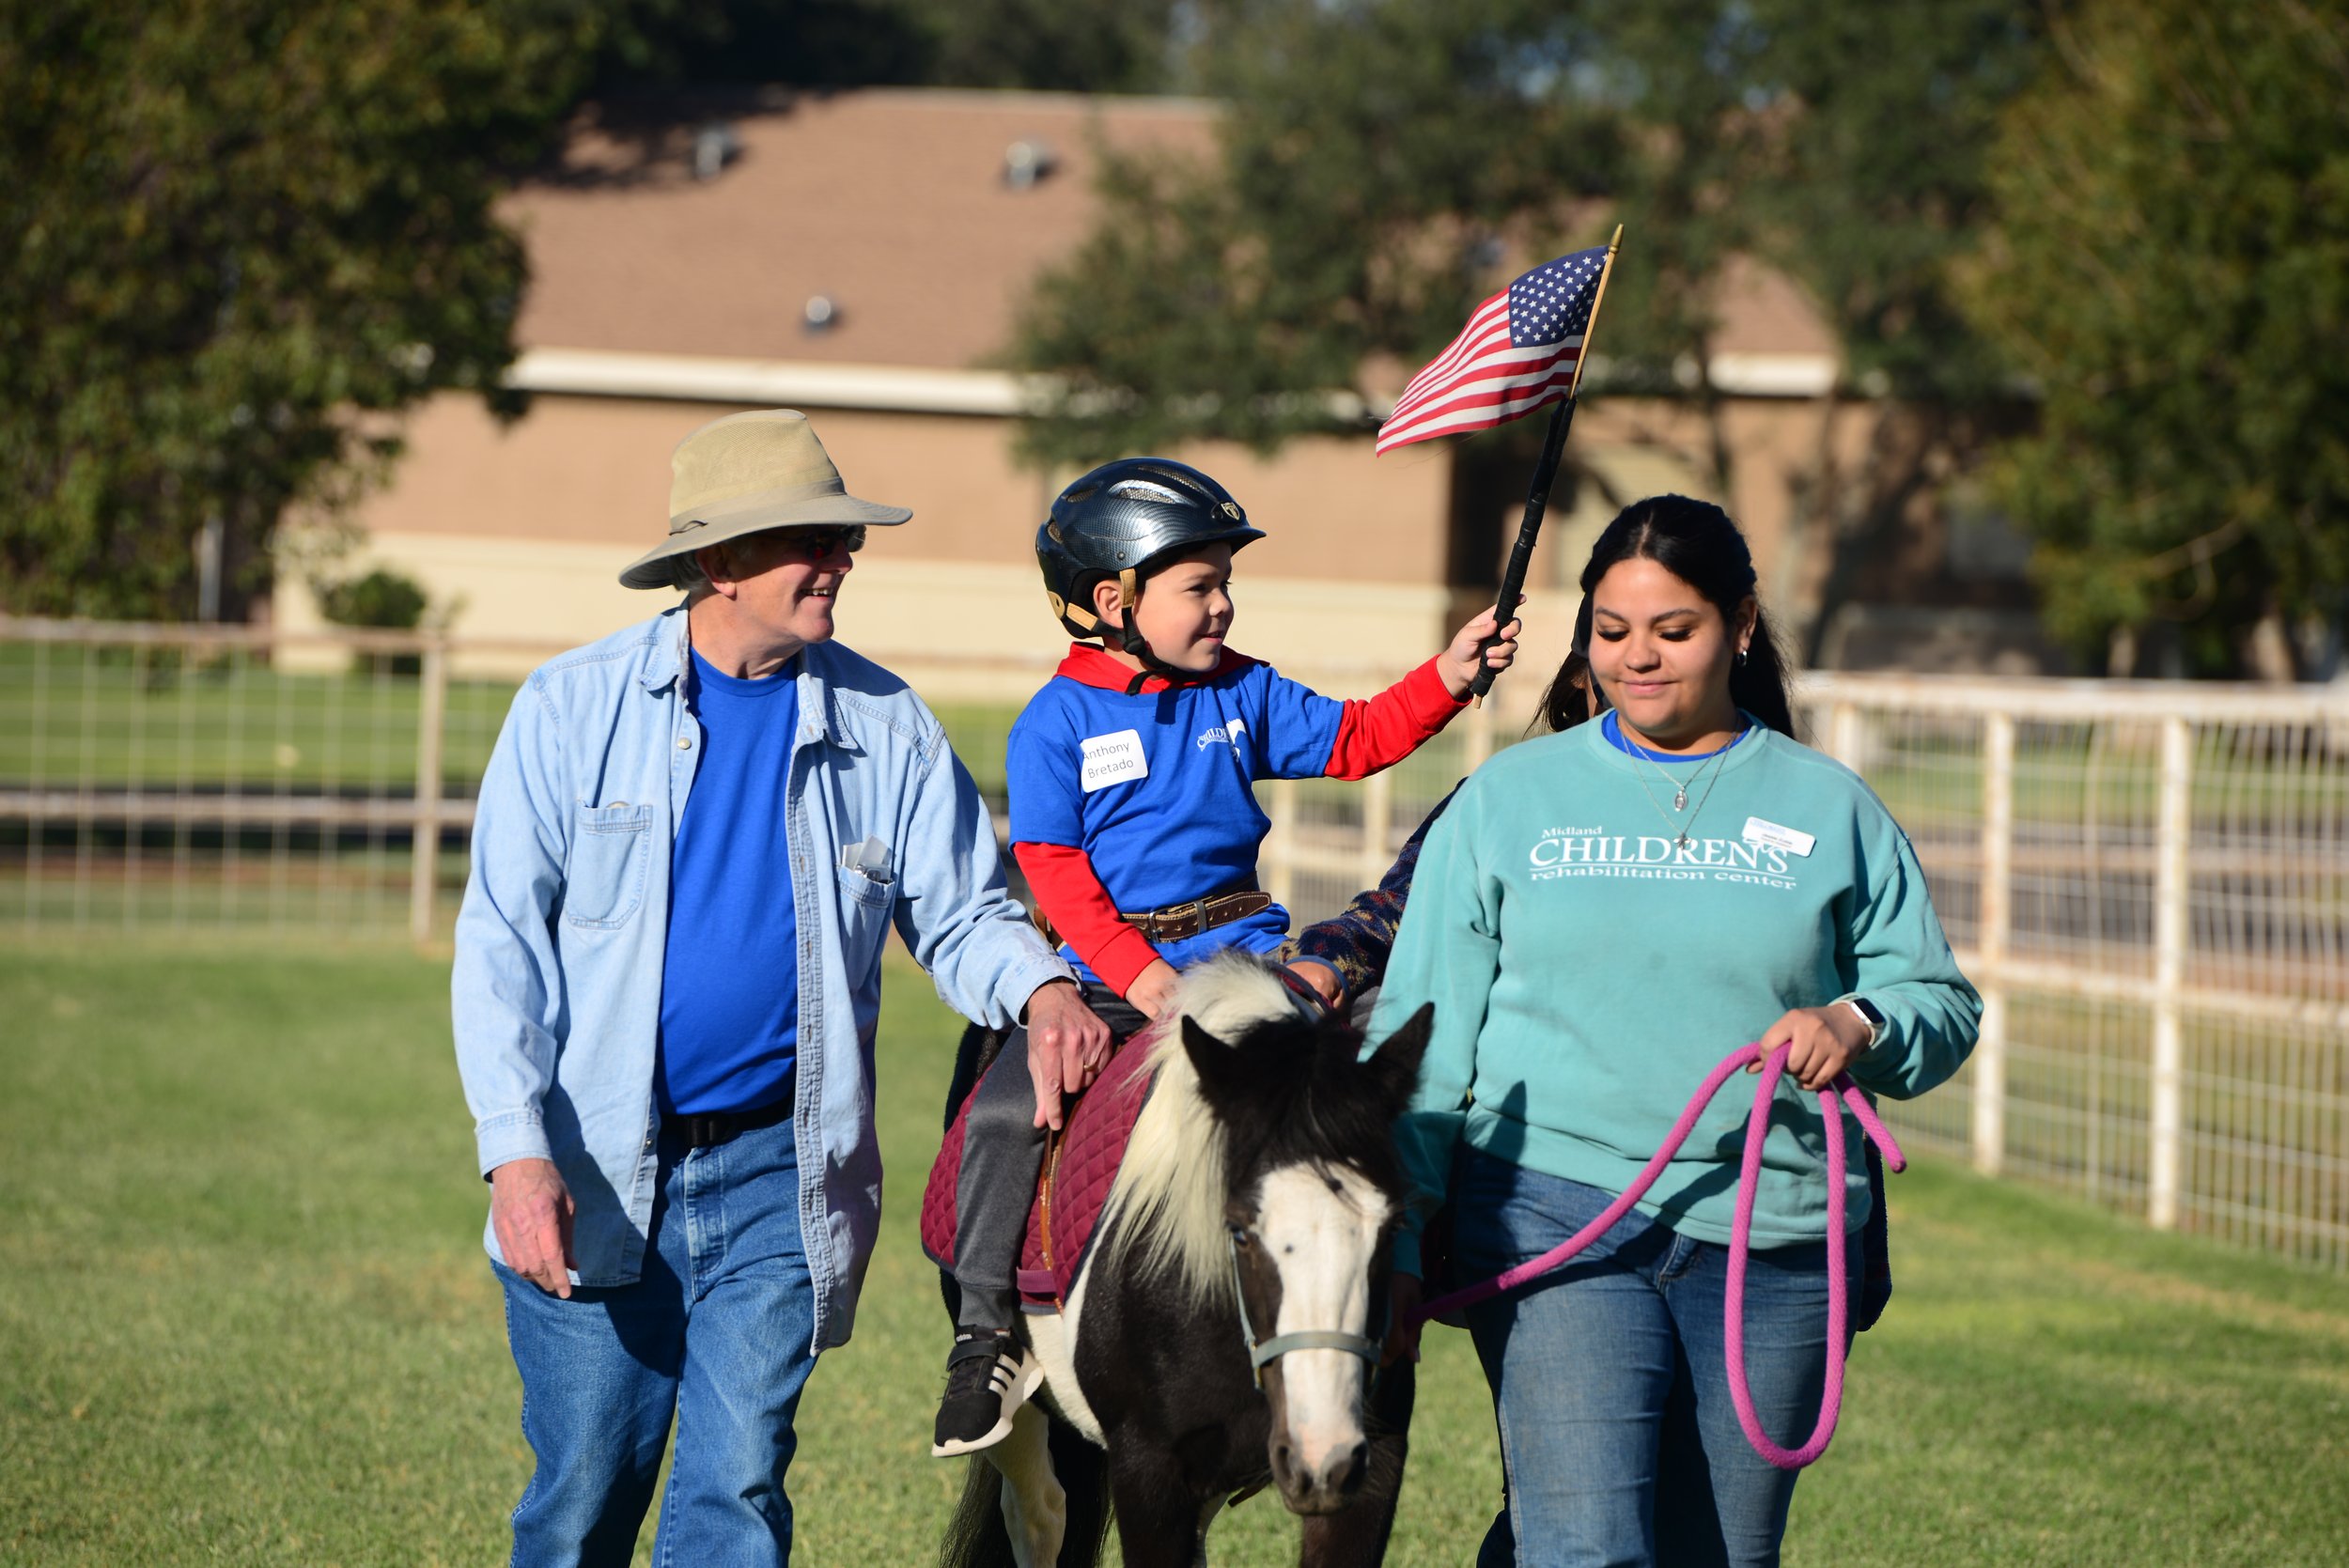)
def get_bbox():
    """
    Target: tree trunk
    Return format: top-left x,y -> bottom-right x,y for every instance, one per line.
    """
2244,598 -> 2298,683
